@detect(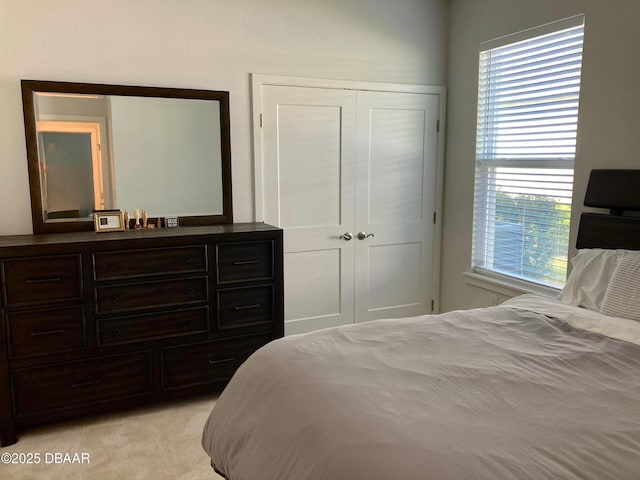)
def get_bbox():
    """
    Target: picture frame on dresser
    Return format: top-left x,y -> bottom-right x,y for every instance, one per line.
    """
94,211 -> 125,233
